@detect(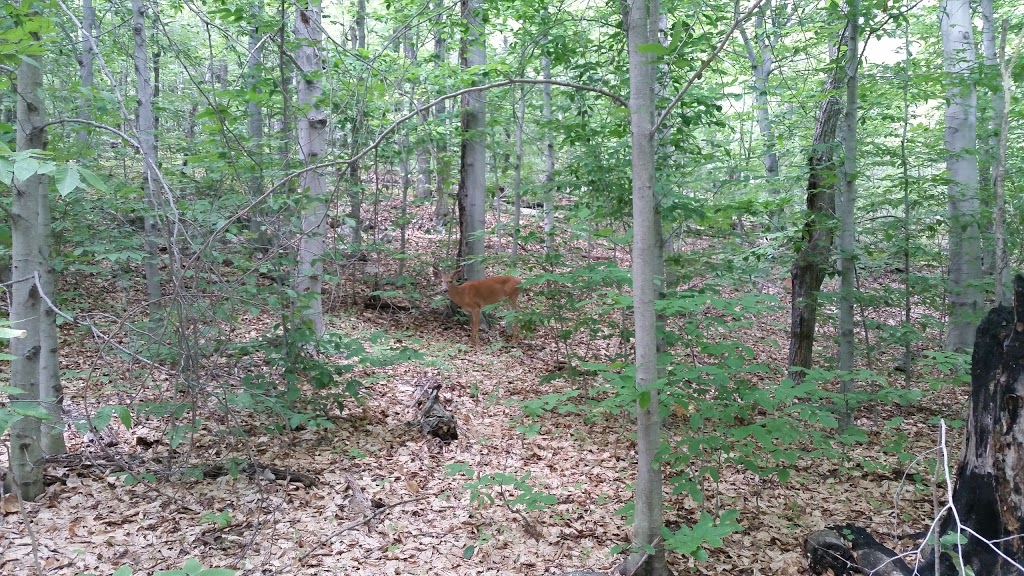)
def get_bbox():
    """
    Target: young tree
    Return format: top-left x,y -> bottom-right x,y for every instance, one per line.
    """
293,2 -> 329,335
76,0 -> 96,147
457,0 -> 487,281
622,0 -> 669,573
738,0 -> 789,230
131,0 -> 163,316
940,0 -> 982,351
836,0 -> 860,429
